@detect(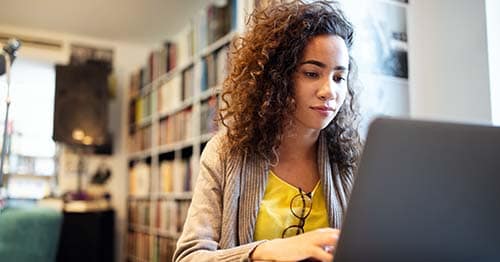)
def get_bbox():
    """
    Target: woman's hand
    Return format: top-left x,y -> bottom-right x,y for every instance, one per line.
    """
250,228 -> 340,262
